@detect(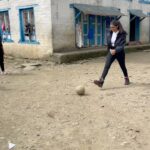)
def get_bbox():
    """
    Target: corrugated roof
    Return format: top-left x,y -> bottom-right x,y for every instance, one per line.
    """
72,4 -> 124,16
129,9 -> 147,18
